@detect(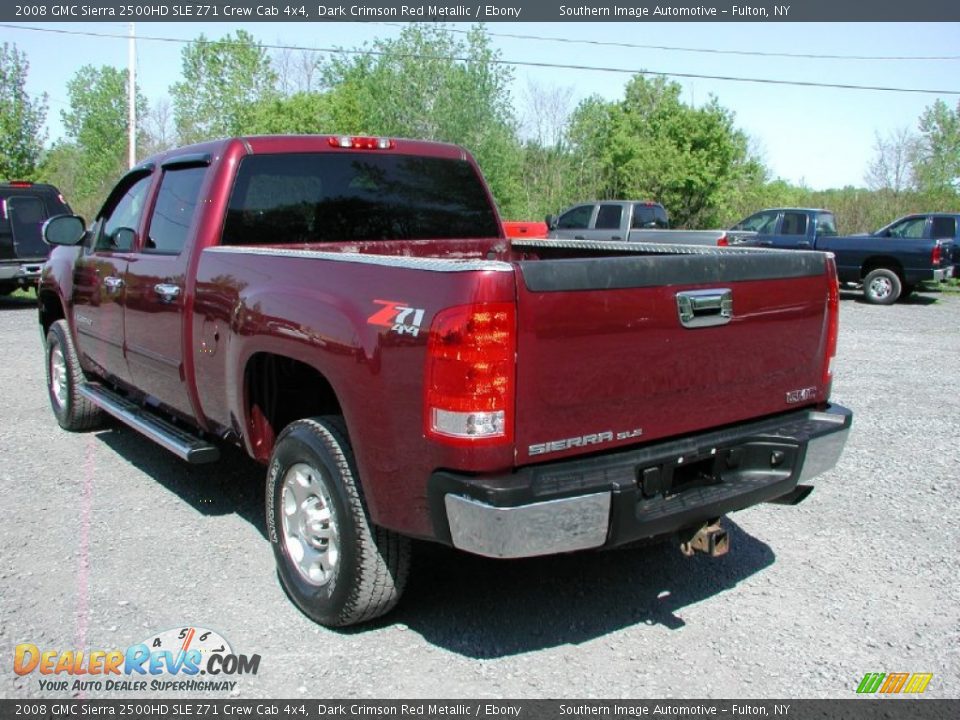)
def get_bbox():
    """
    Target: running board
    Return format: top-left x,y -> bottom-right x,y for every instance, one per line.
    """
79,383 -> 220,464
